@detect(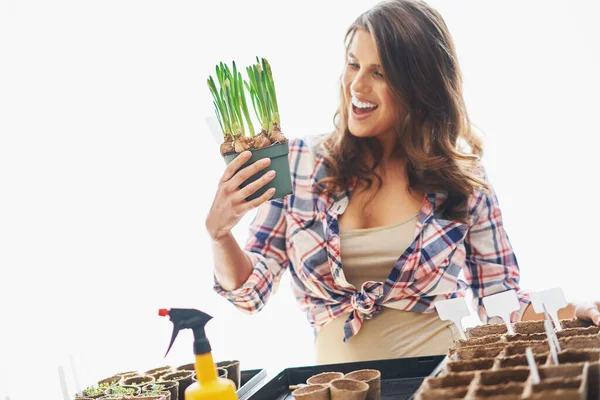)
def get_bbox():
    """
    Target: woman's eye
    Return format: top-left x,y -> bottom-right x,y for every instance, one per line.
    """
347,62 -> 383,78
